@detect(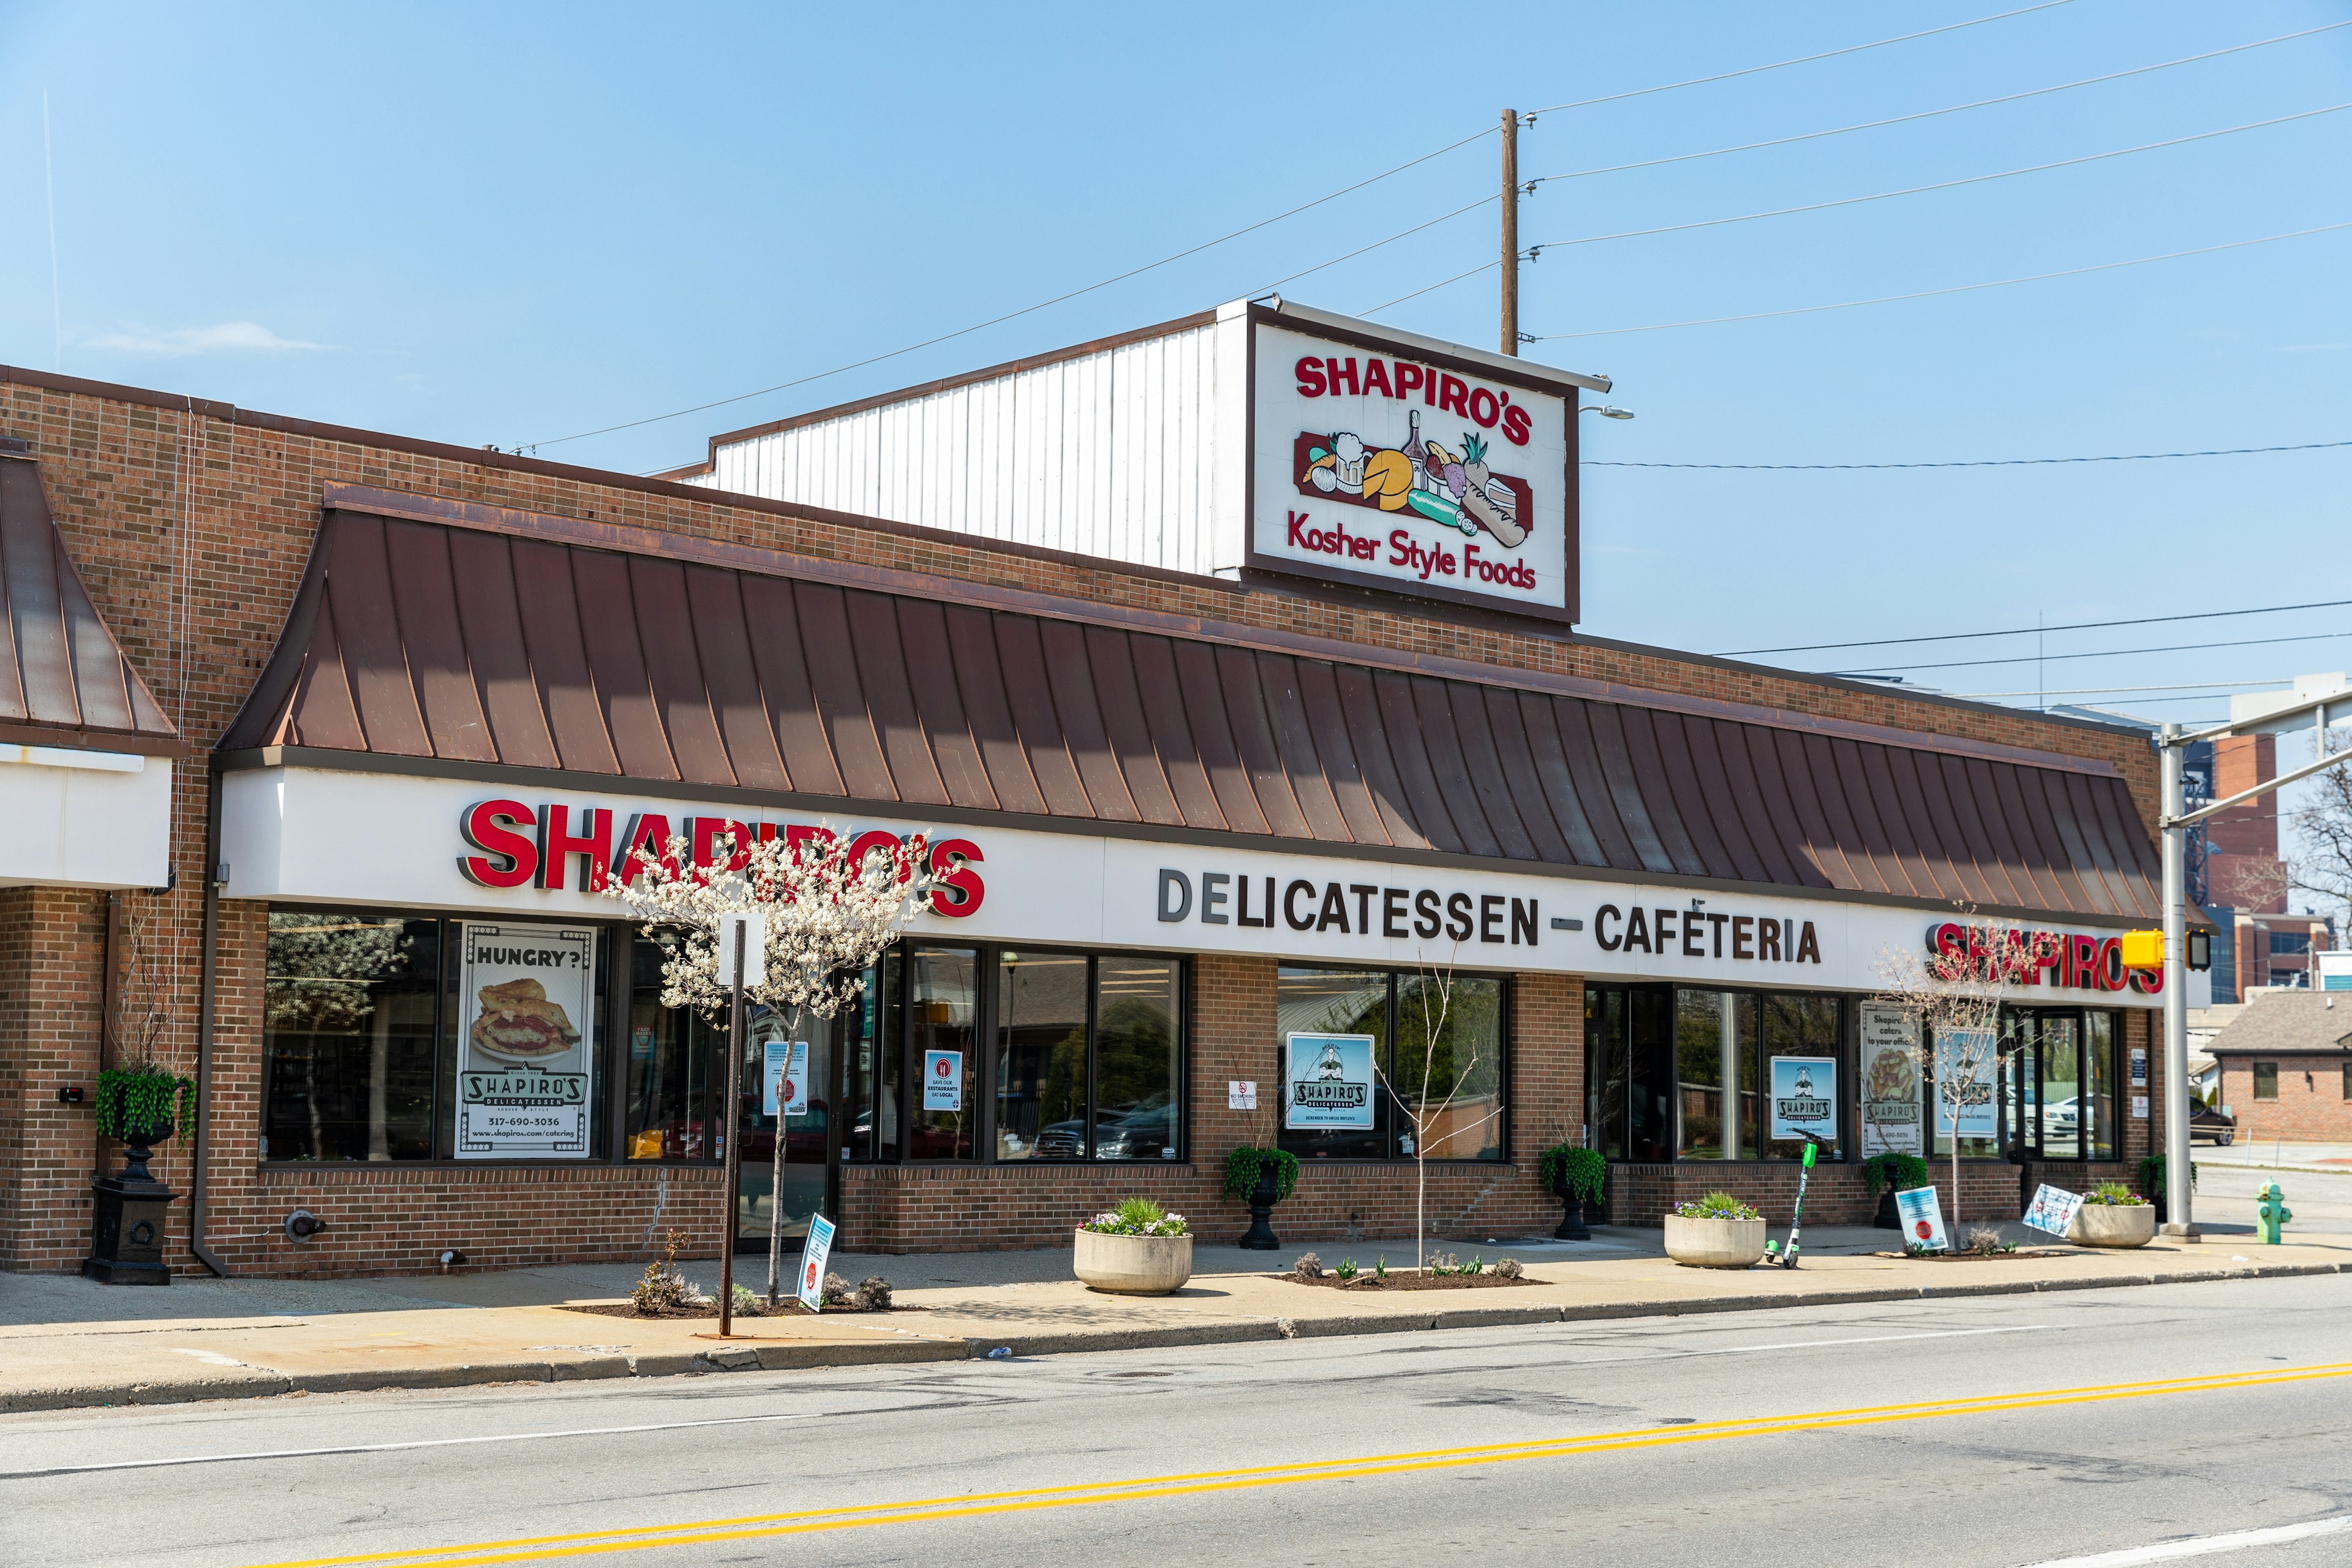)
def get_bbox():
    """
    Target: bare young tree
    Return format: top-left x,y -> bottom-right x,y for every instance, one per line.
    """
1376,953 -> 1504,1274
2284,725 -> 2352,935
1871,912 -> 2037,1227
